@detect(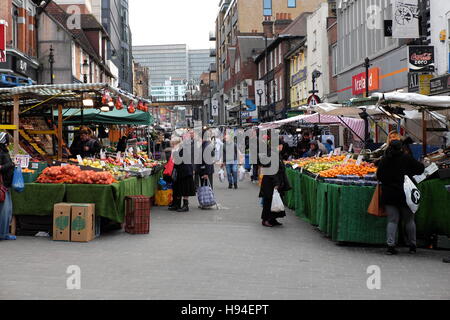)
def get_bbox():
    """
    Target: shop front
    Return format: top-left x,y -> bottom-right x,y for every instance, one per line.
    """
0,50 -> 38,87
